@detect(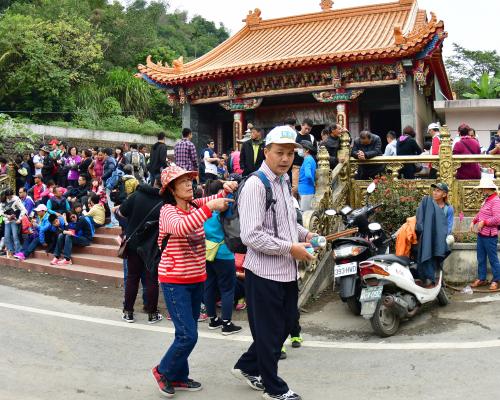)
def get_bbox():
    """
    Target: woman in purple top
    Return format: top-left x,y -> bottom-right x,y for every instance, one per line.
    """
453,124 -> 481,180
66,146 -> 82,187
